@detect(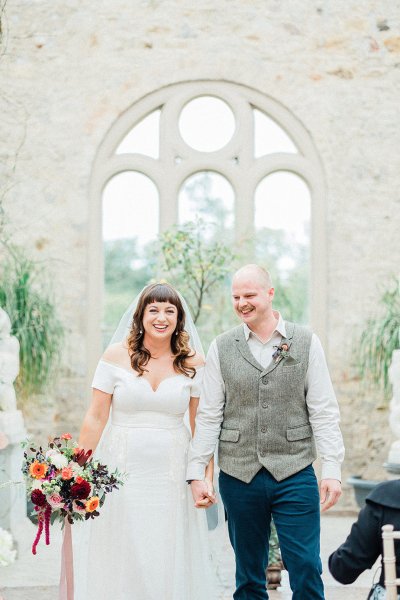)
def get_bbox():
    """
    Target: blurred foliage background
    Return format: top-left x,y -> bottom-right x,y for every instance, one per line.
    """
103,172 -> 310,350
